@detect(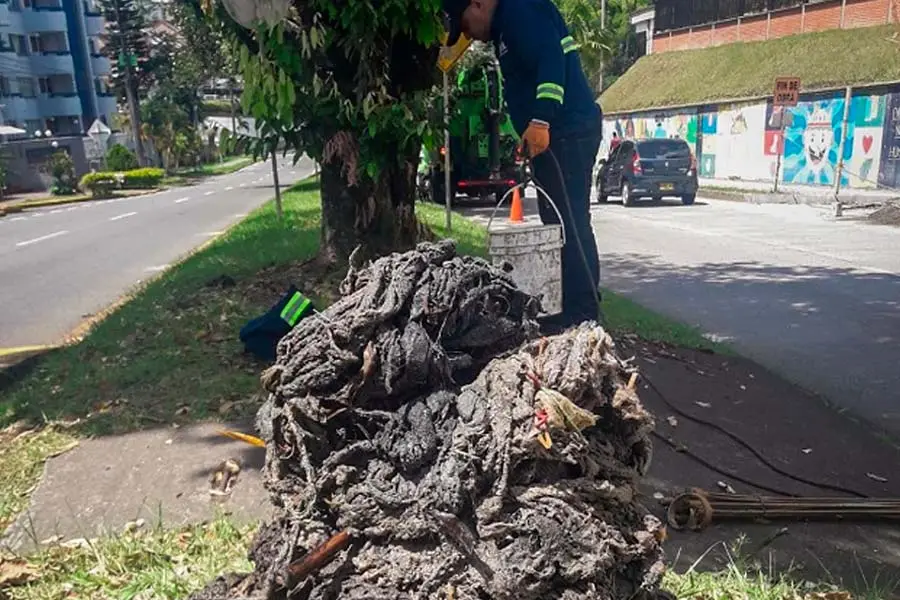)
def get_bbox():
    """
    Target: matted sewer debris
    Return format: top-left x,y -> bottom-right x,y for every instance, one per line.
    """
192,240 -> 666,600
